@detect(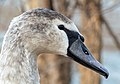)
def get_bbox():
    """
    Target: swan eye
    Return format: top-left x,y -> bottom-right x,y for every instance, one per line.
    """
58,25 -> 65,30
